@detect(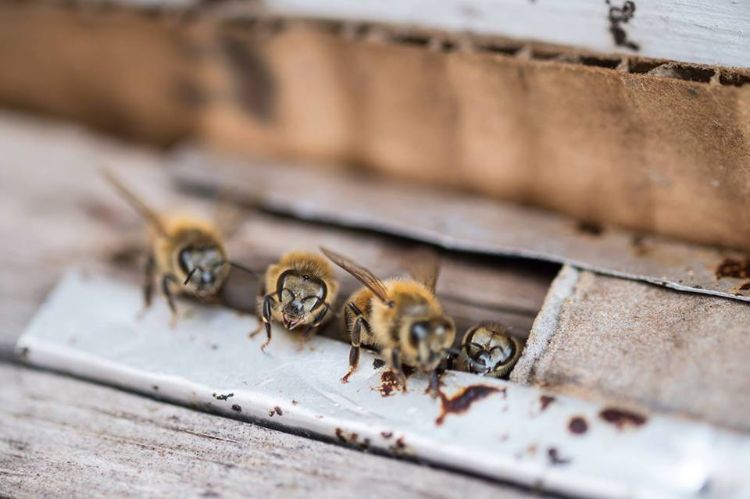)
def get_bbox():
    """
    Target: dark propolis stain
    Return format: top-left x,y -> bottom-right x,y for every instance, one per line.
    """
547,447 -> 572,466
539,395 -> 556,411
435,385 -> 506,425
220,35 -> 276,122
231,404 -> 242,413
715,257 -> 750,279
212,392 -> 234,401
152,385 -> 160,392
606,0 -> 639,51
576,220 -> 604,236
599,407 -> 647,429
335,428 -> 370,450
389,436 -> 409,455
379,370 -> 405,397
372,358 -> 386,369
568,416 -> 589,435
